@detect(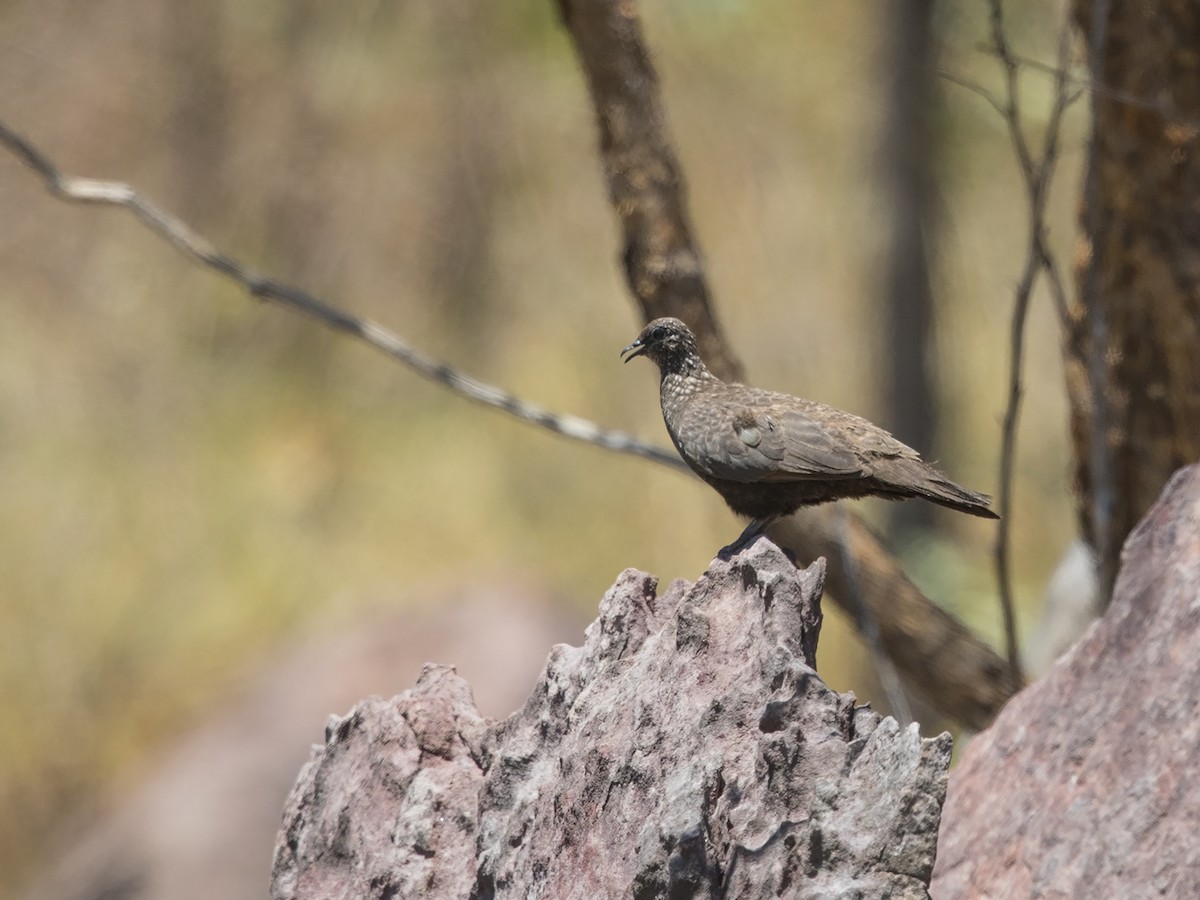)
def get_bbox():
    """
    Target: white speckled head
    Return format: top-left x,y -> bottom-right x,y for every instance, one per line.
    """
620,317 -> 705,376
